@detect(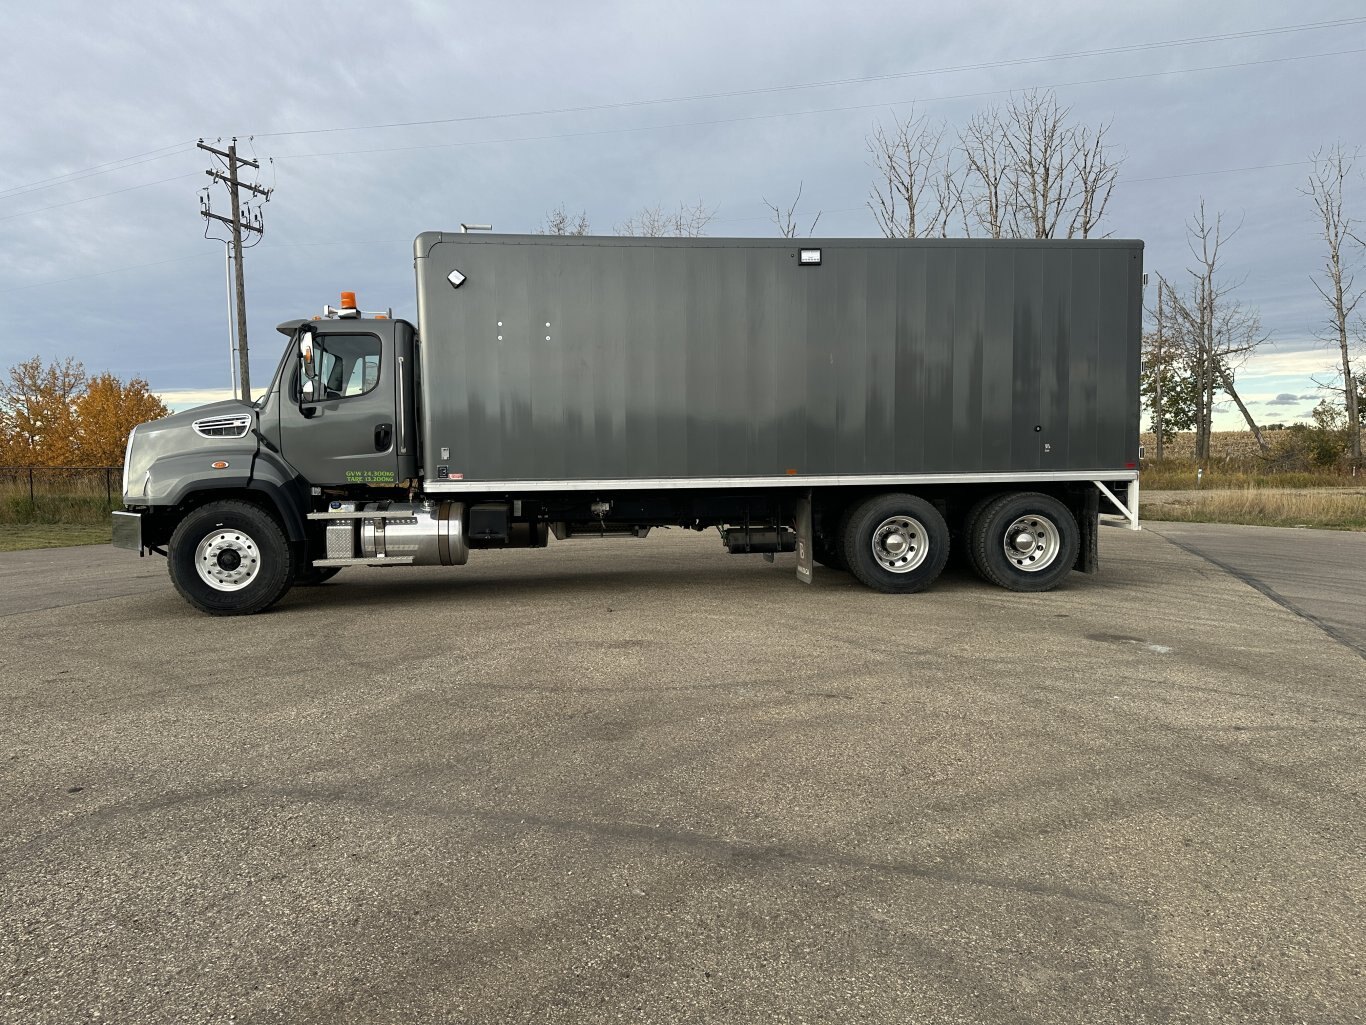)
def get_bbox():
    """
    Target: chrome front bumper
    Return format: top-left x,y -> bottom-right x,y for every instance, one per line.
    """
111,510 -> 143,552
